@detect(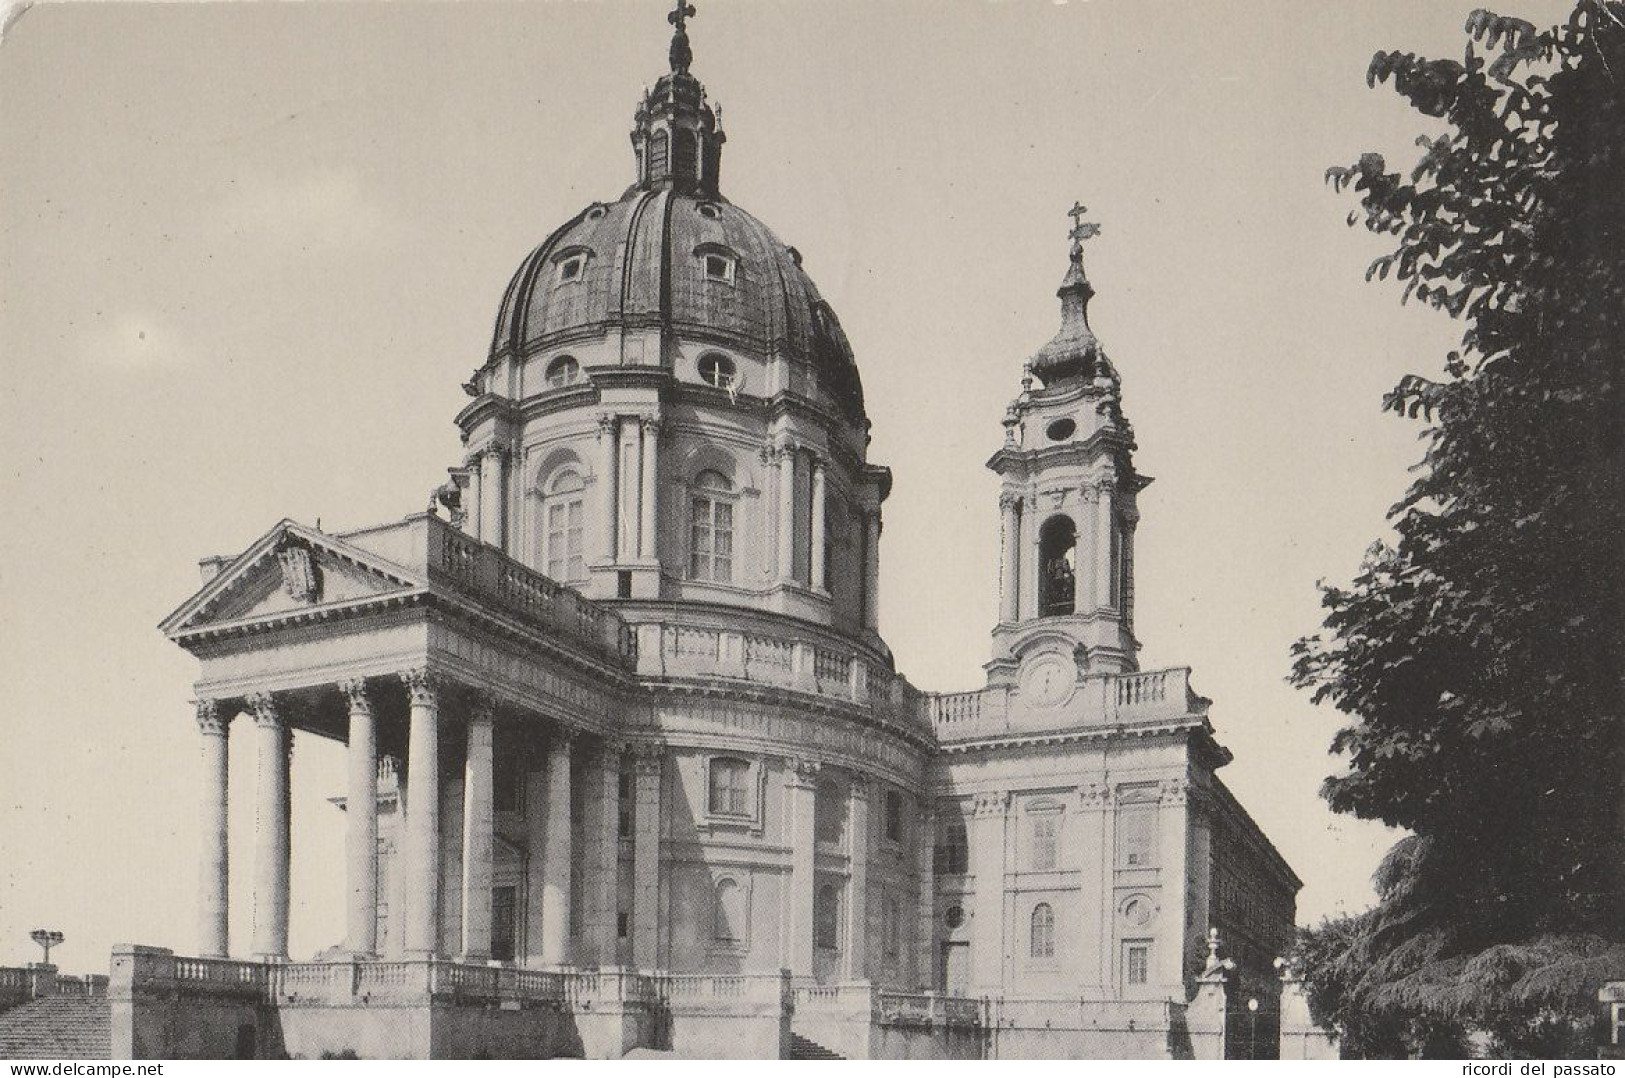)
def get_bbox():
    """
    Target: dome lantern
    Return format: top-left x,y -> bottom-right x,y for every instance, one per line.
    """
631,0 -> 725,196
